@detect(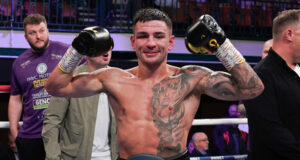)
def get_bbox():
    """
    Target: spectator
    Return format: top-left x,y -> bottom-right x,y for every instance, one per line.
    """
237,102 -> 248,134
190,132 -> 209,157
213,104 -> 248,155
261,39 -> 273,59
8,13 -> 68,160
237,101 -> 250,152
228,104 -> 239,117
